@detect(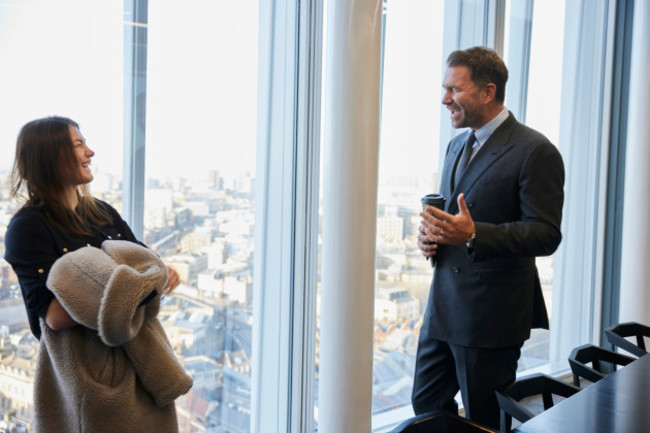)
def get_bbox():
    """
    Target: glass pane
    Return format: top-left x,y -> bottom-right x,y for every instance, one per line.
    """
144,2 -> 258,432
0,1 -> 259,432
0,2 -> 123,431
504,0 -> 566,372
372,0 -> 445,419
